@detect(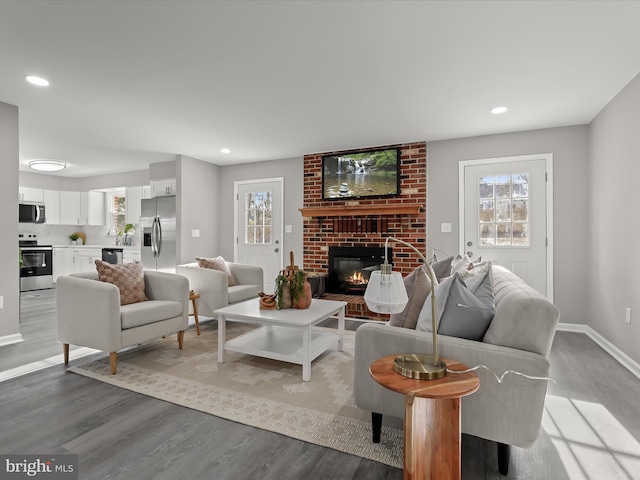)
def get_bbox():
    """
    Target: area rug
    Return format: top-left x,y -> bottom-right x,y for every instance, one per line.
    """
69,322 -> 404,468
